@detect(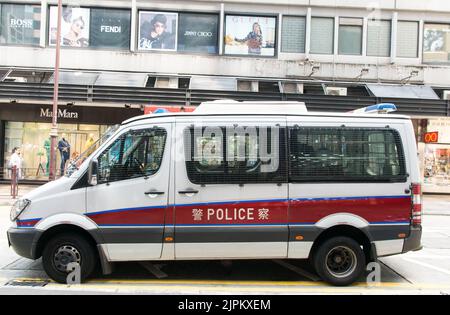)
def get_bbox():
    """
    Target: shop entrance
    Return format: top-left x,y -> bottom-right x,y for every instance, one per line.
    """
3,122 -> 109,180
